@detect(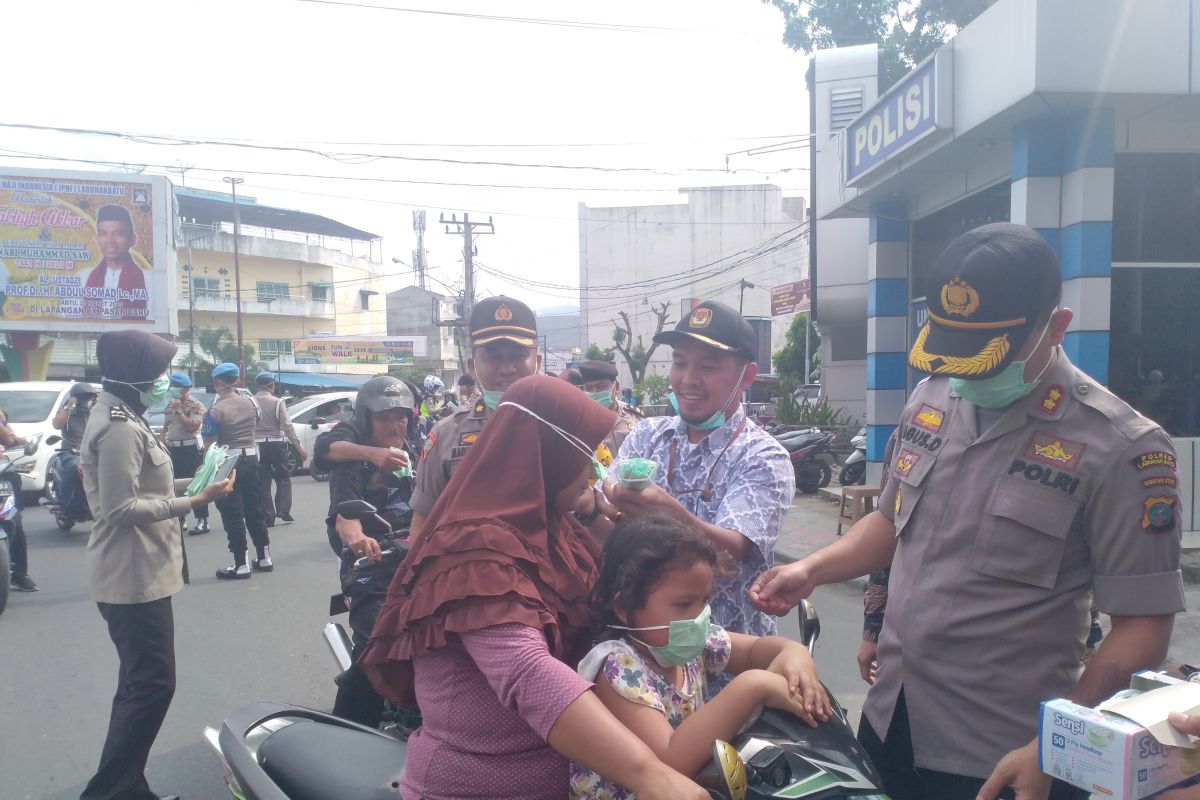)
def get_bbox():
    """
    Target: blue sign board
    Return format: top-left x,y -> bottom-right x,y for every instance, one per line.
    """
846,50 -> 952,185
